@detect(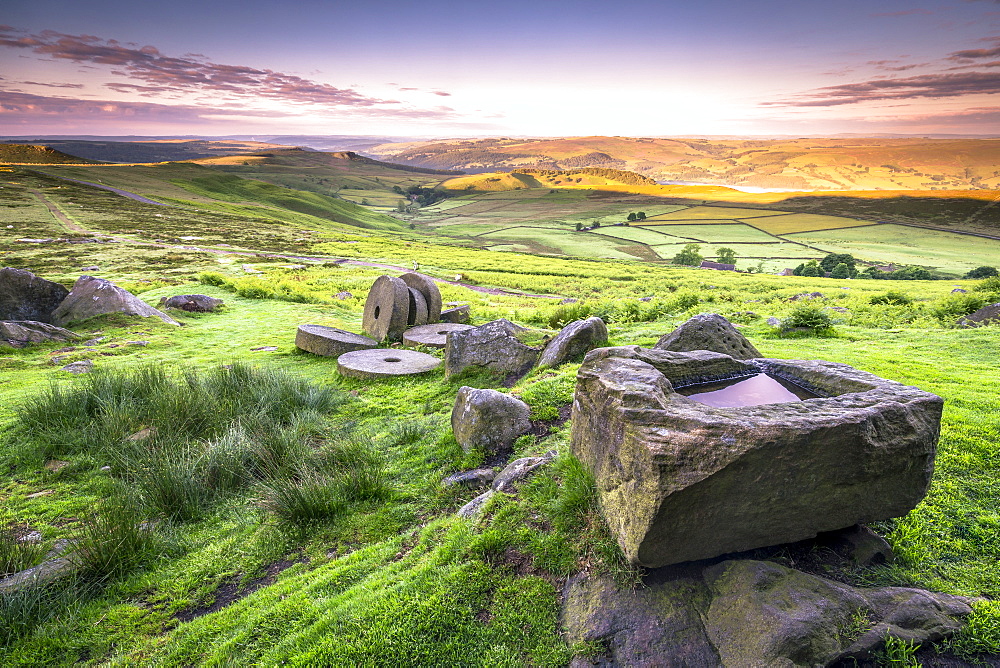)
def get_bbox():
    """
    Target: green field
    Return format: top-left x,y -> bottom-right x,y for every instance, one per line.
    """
3,157 -> 1000,665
